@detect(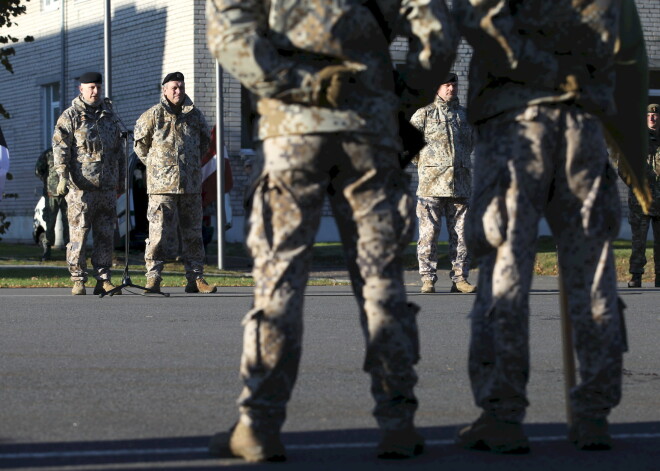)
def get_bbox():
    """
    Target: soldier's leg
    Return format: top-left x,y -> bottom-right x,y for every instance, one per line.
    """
89,190 -> 117,281
416,197 -> 442,285
144,194 -> 178,281
237,135 -> 326,433
58,196 -> 70,245
65,189 -> 92,282
627,203 -> 649,275
178,193 -> 205,281
332,138 -> 419,433
446,198 -> 471,283
651,216 -> 660,281
44,196 -> 58,247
